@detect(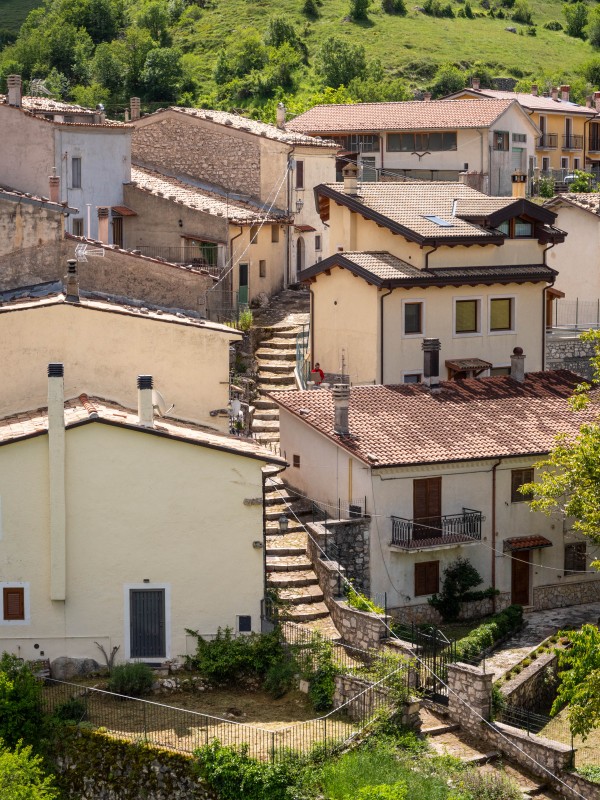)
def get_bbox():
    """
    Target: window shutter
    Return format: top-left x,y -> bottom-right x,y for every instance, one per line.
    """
413,480 -> 428,520
3,587 -> 24,620
296,161 -> 304,189
415,561 -> 439,596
